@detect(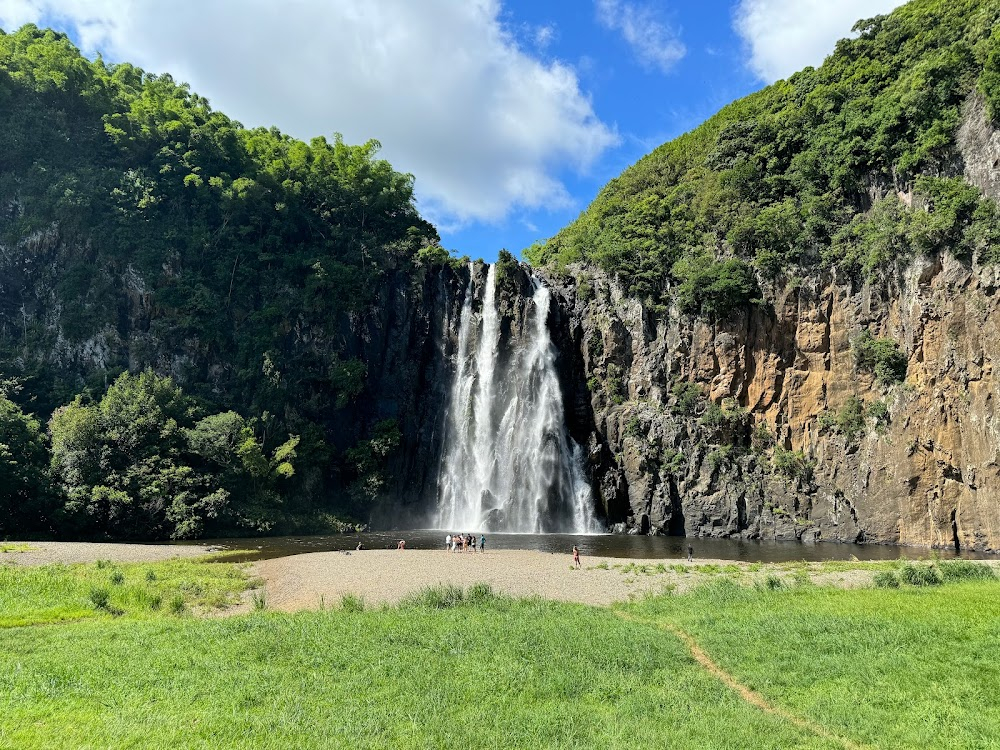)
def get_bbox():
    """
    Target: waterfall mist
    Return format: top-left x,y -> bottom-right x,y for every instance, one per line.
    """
436,264 -> 600,533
